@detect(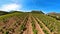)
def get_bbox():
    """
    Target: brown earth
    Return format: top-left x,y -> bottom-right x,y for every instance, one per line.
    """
35,17 -> 53,34
0,14 -> 54,34
32,16 -> 45,34
23,15 -> 33,34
